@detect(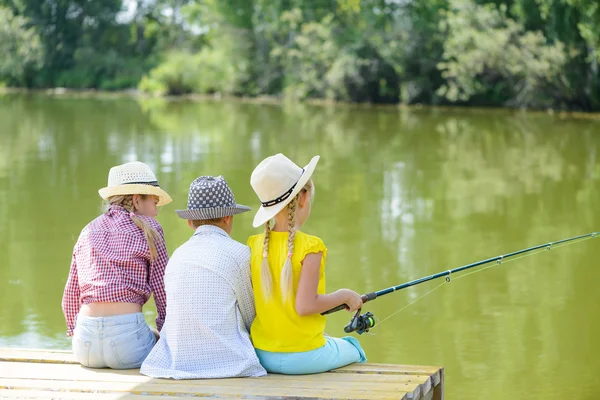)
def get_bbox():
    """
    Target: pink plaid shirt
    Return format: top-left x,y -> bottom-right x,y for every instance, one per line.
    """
61,205 -> 168,336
